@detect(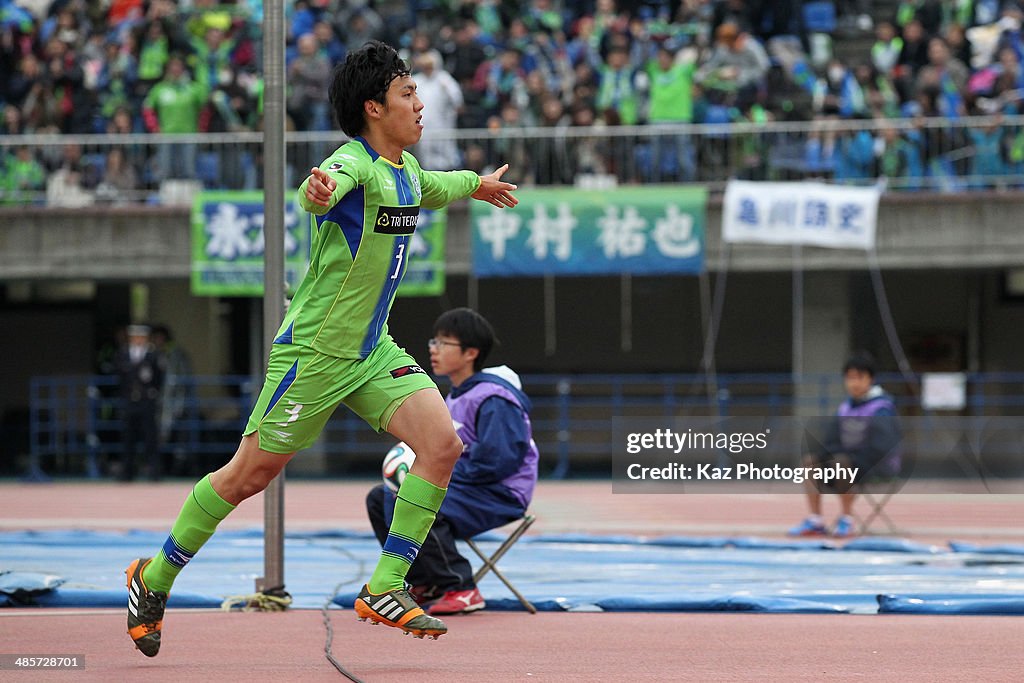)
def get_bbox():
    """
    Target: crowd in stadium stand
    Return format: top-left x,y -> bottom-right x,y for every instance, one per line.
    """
3,0 -> 1024,200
